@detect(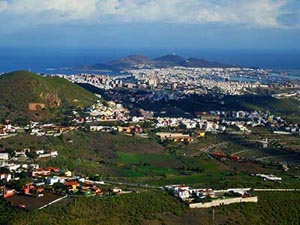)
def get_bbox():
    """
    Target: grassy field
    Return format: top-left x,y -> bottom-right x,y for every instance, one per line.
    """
1,130 -> 299,188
